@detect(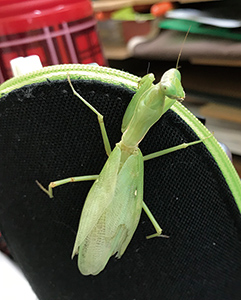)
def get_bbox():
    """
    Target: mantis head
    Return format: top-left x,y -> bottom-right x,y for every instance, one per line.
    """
160,68 -> 185,102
